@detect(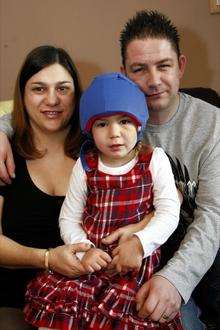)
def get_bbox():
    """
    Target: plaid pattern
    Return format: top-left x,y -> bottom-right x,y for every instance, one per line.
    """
25,148 -> 182,329
82,148 -> 154,254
